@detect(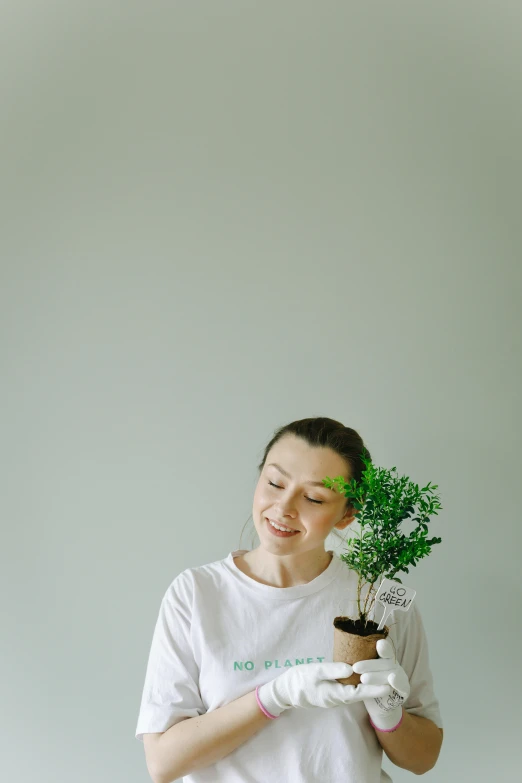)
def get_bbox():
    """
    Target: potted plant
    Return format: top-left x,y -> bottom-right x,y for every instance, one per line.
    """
322,454 -> 443,685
